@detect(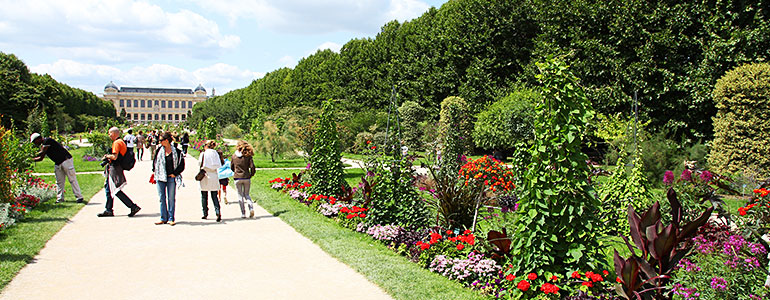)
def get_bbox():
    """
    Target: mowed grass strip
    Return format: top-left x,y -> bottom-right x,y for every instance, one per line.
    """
0,174 -> 104,291
252,169 -> 486,300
